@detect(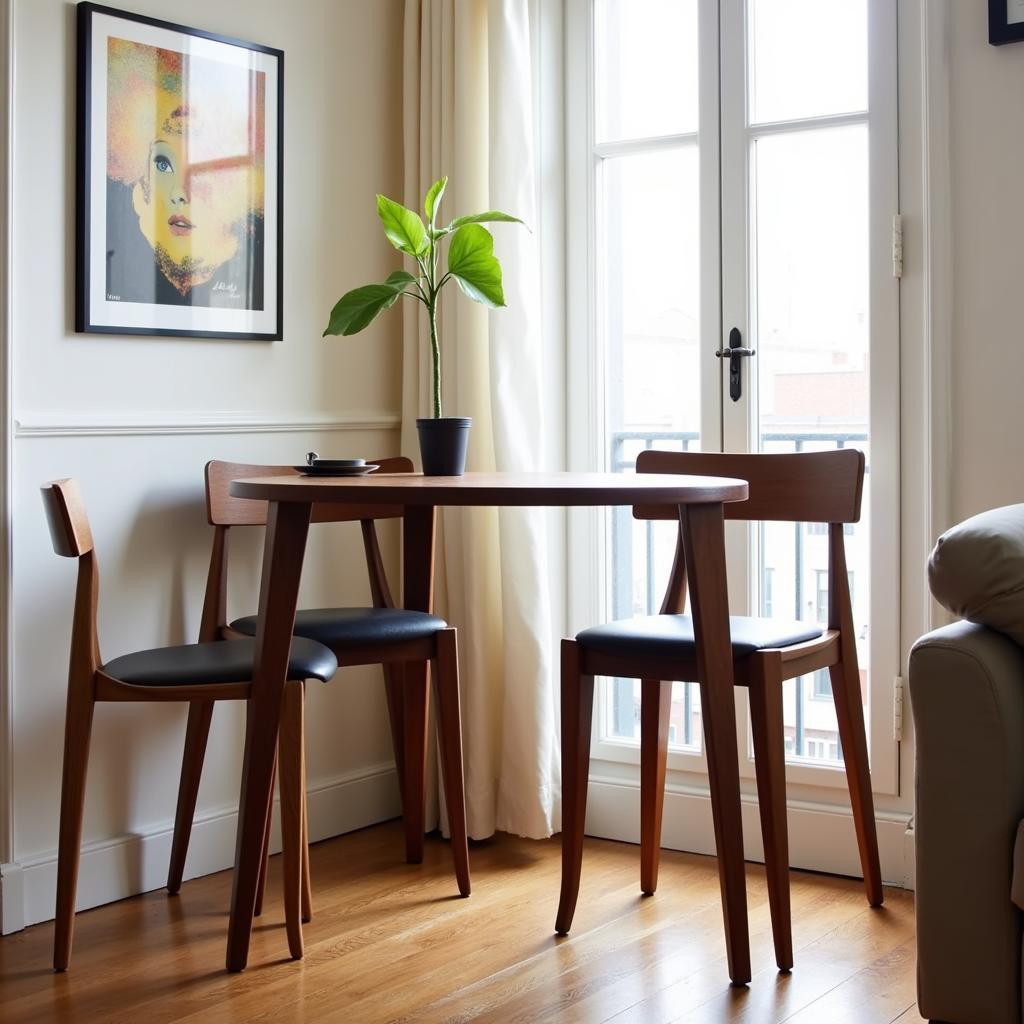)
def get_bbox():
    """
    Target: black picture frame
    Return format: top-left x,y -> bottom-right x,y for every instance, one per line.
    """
989,0 -> 1024,45
76,2 -> 284,340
